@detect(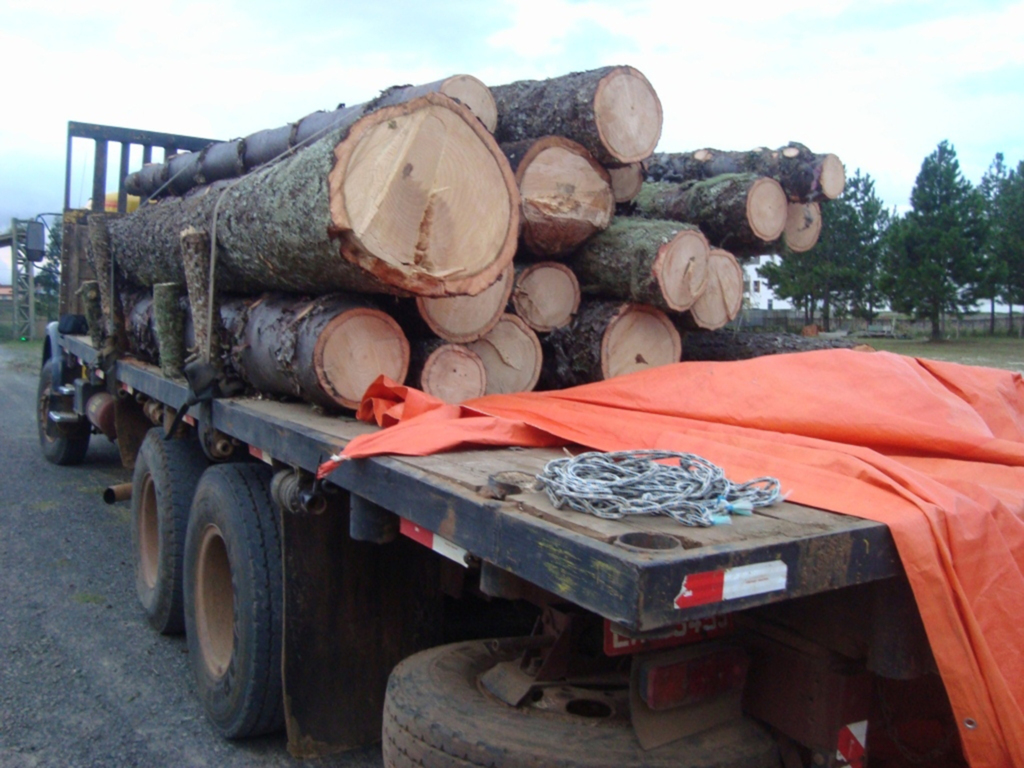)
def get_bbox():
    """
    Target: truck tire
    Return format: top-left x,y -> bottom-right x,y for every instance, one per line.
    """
131,429 -> 208,634
36,362 -> 90,465
383,639 -> 780,768
183,463 -> 284,739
